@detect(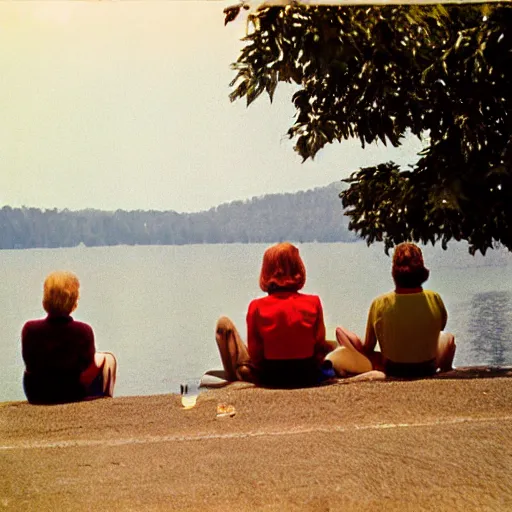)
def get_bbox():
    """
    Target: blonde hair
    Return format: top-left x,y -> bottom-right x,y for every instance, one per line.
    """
42,271 -> 80,316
